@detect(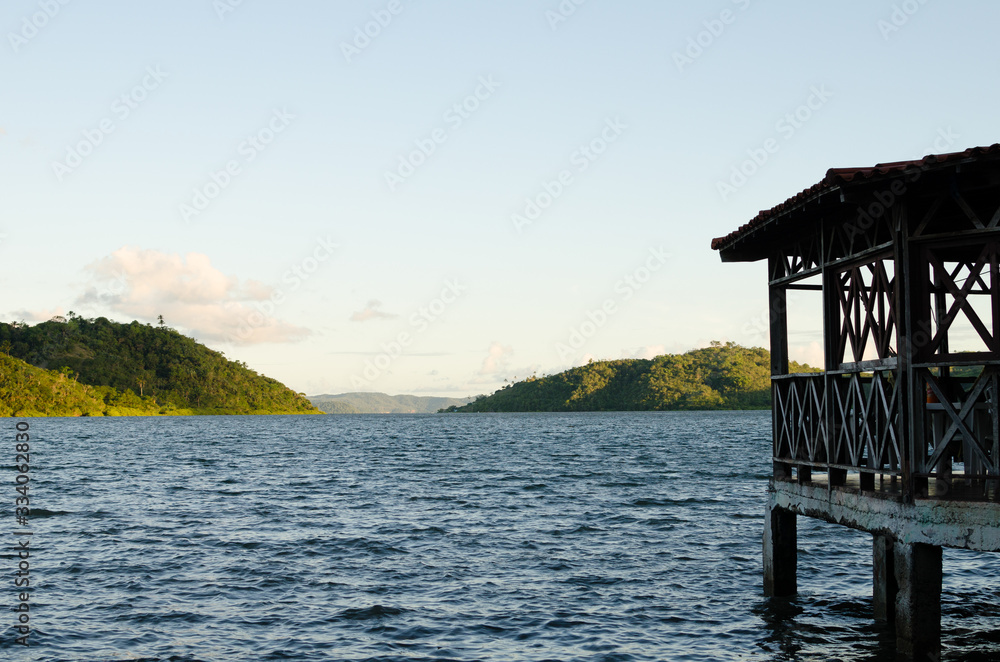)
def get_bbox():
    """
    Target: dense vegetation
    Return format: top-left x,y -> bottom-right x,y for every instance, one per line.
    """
309,392 -> 469,414
0,354 -> 165,417
0,315 -> 319,416
443,342 -> 817,413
